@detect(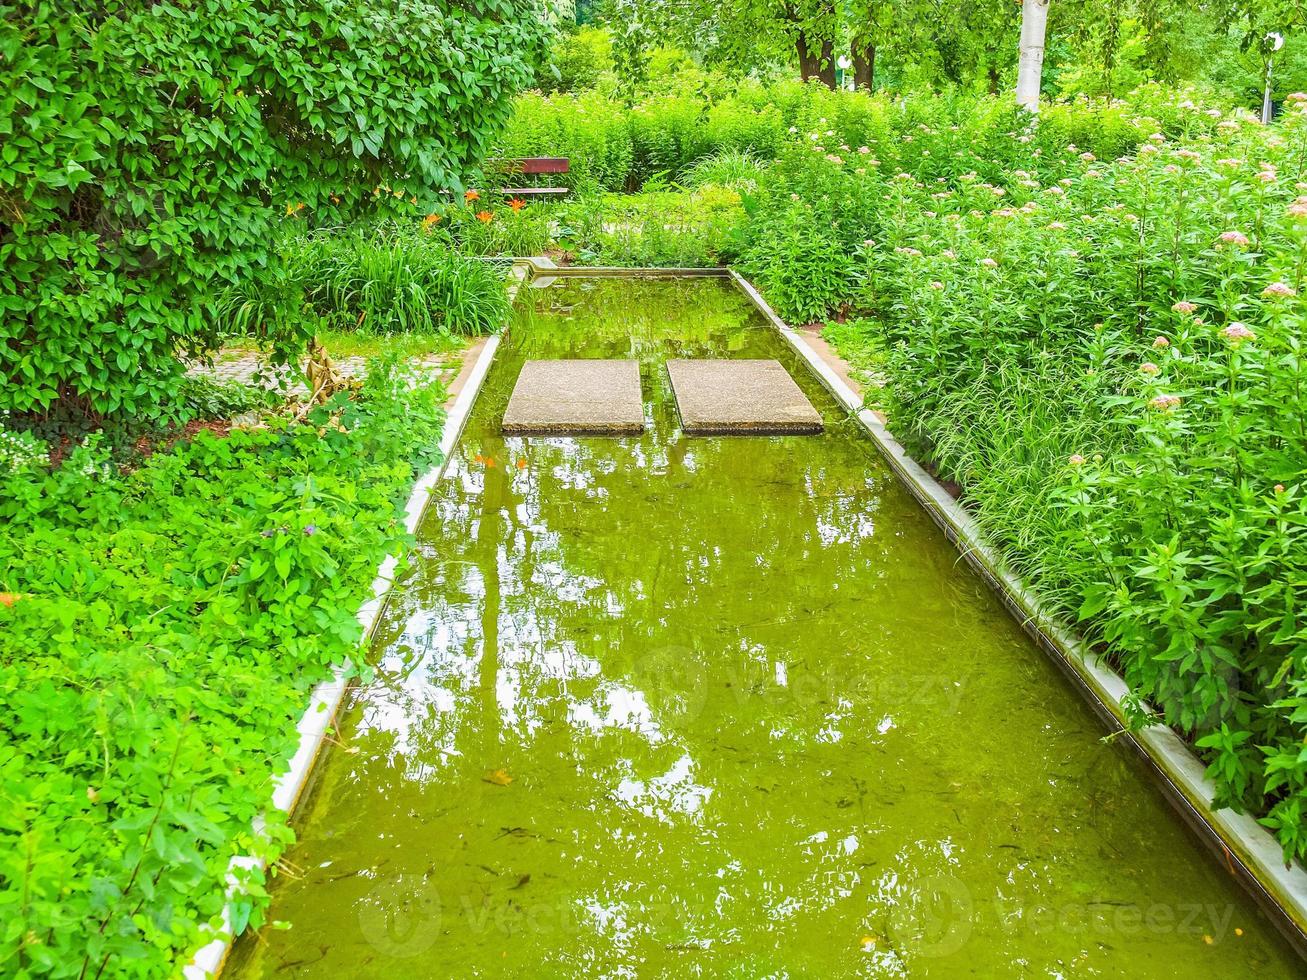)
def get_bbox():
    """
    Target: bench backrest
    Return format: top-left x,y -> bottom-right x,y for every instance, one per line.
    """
500,157 -> 569,175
